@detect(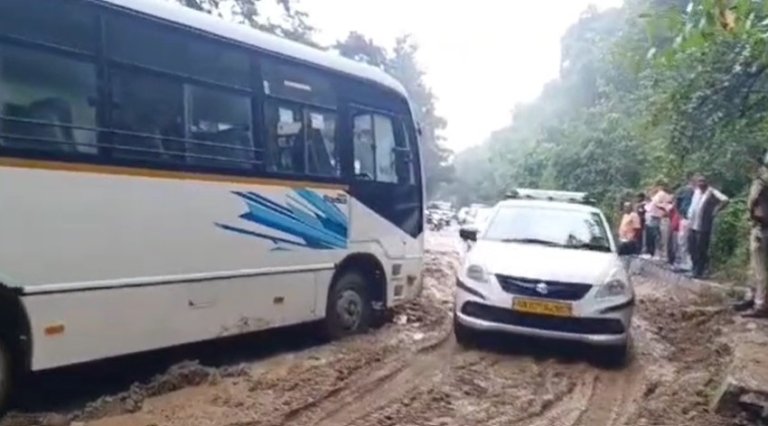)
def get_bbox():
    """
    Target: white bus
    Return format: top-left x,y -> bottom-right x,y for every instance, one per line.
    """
0,0 -> 424,408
